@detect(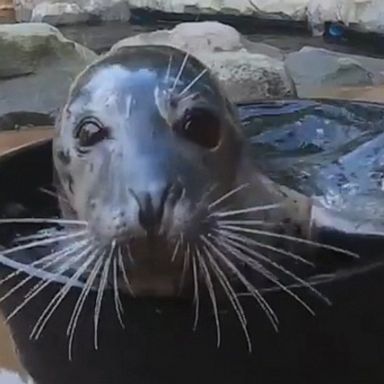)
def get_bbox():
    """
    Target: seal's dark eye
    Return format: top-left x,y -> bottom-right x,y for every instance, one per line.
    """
175,107 -> 221,149
75,119 -> 108,147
